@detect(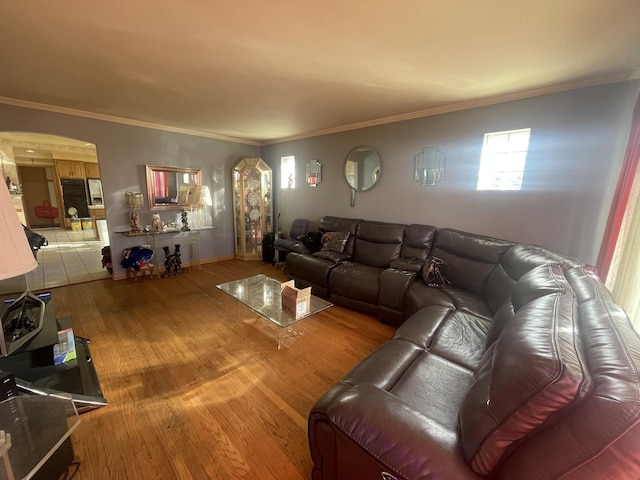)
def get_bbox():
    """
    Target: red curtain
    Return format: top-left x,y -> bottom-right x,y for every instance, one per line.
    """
154,171 -> 169,198
596,94 -> 640,279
